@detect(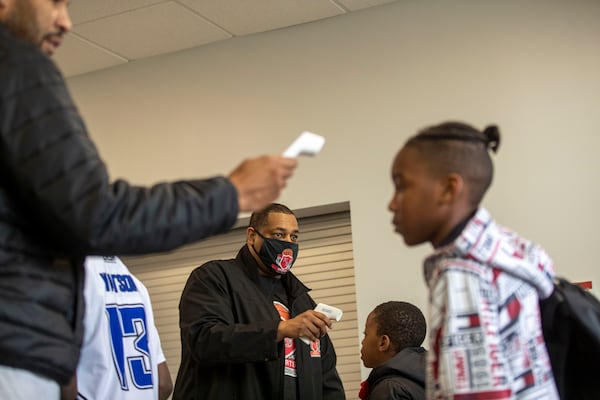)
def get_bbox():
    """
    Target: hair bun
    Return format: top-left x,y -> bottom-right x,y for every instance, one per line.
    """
482,125 -> 500,153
